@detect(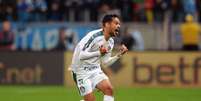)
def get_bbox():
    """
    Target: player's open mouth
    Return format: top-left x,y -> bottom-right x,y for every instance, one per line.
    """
115,29 -> 120,35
